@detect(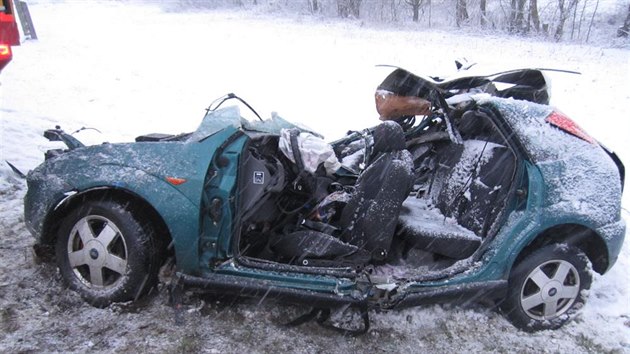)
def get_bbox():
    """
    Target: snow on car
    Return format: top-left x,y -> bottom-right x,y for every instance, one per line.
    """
23,67 -> 625,334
